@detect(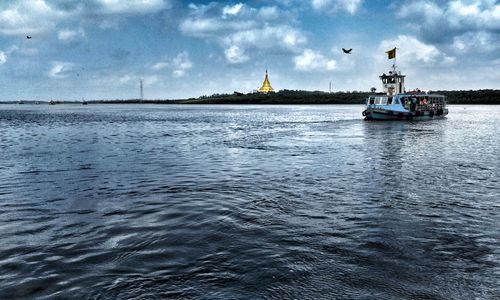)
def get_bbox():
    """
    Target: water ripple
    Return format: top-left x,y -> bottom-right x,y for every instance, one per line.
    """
0,104 -> 498,299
